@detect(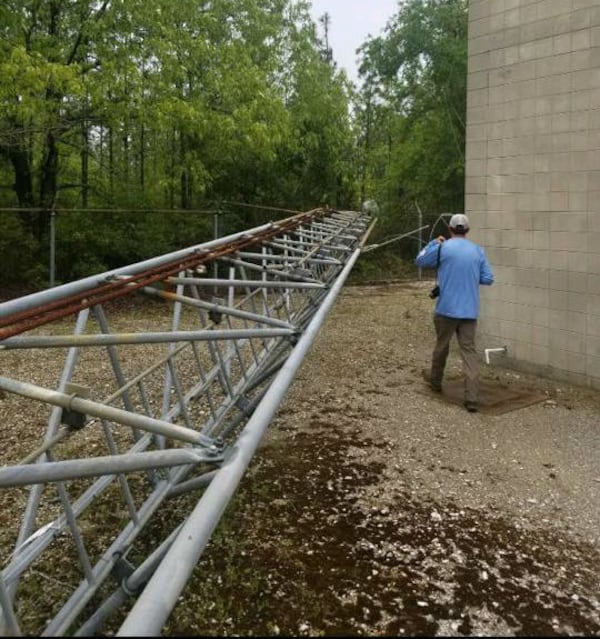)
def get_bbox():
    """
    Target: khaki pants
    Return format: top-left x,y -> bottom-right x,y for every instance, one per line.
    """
430,314 -> 479,404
